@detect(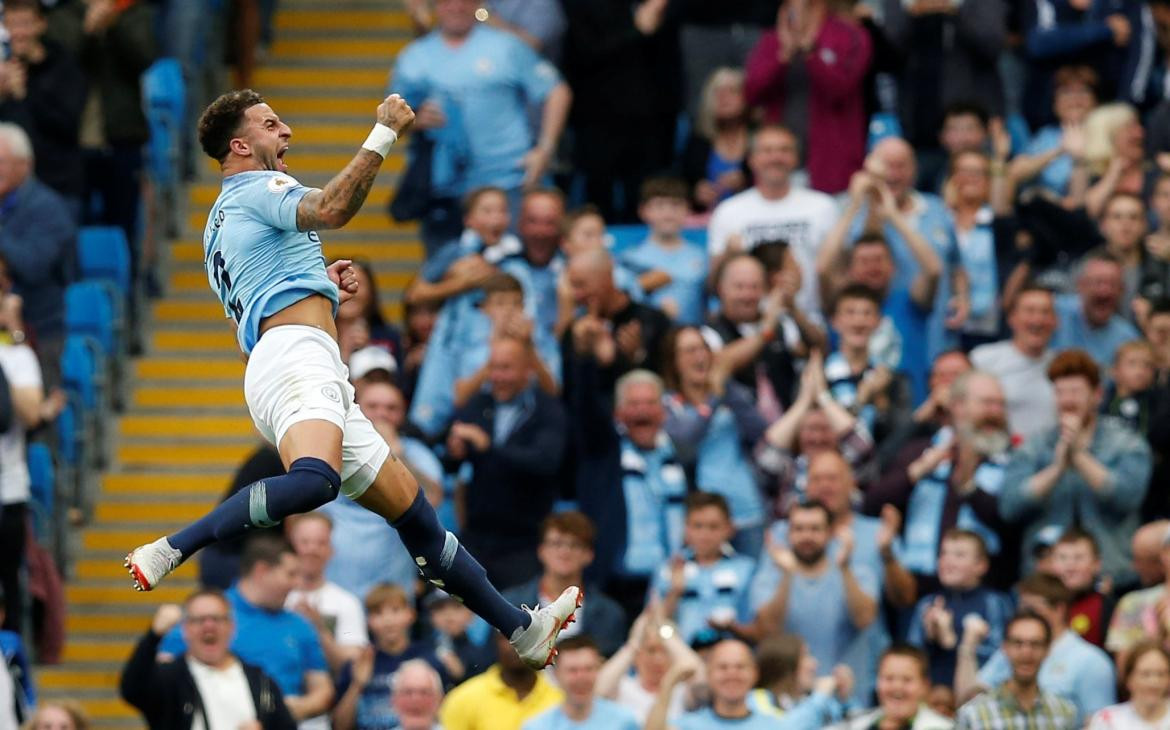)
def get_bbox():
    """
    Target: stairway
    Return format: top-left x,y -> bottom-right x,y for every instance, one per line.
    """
37,3 -> 420,726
